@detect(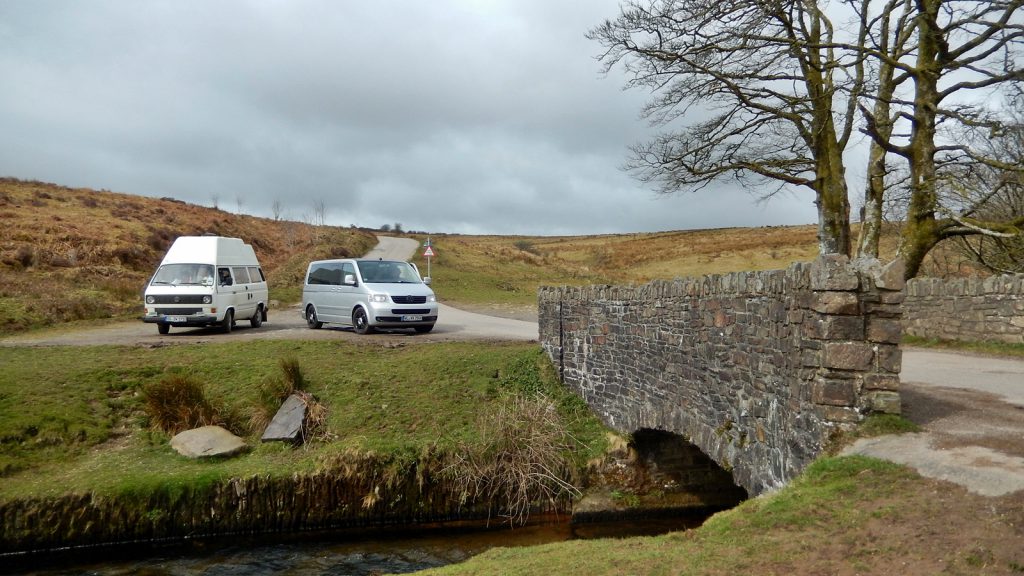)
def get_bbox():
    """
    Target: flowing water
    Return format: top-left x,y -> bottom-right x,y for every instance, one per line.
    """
5,516 -> 705,576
